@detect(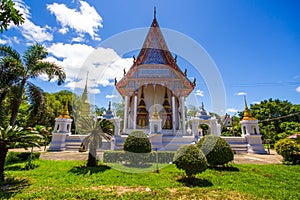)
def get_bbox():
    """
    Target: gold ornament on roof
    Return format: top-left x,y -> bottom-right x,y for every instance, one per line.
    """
58,100 -> 71,119
242,96 -> 256,120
